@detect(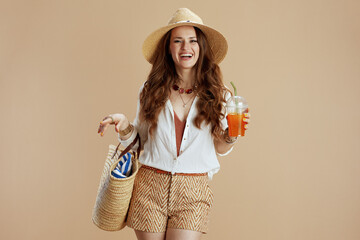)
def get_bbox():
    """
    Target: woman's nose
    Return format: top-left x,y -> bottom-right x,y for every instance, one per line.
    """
181,41 -> 190,50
